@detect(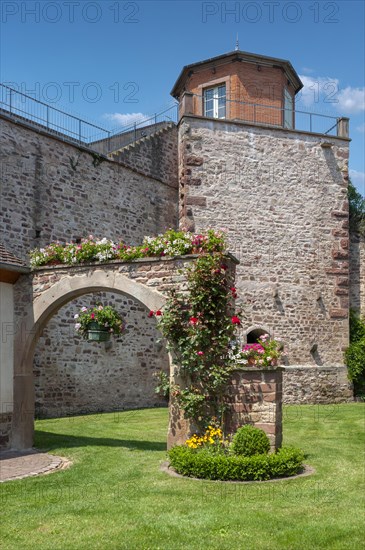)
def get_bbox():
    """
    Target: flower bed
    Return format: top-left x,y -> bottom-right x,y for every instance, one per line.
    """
29,229 -> 226,268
